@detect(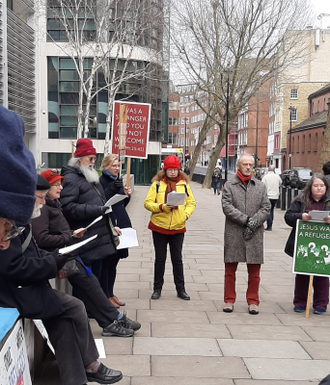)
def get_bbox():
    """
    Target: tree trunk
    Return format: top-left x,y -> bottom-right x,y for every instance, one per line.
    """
317,107 -> 330,173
